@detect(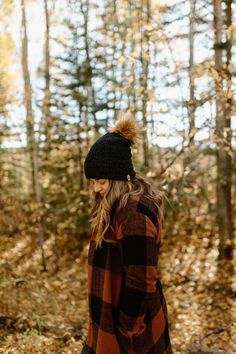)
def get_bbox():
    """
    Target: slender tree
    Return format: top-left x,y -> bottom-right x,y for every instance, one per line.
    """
21,0 -> 35,191
42,0 -> 51,152
188,0 -> 196,146
213,0 -> 233,259
139,0 -> 151,168
21,0 -> 46,270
